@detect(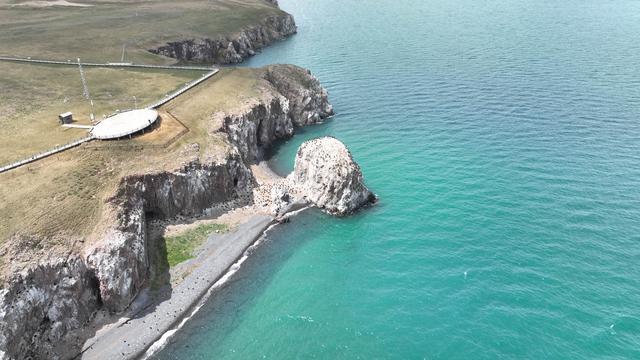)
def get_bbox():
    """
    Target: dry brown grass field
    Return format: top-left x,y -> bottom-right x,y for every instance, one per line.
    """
0,0 -> 284,63
0,61 -> 201,164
